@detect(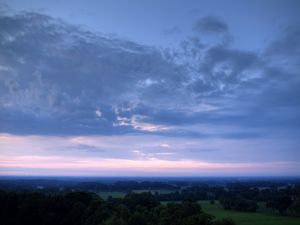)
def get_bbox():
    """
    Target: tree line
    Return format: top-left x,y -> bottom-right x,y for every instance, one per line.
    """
0,191 -> 235,225
1,179 -> 299,217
